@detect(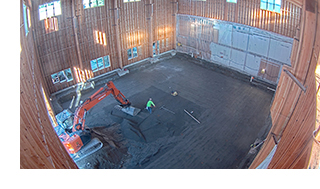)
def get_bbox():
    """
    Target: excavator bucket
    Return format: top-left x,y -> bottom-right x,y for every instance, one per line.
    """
115,105 -> 141,116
